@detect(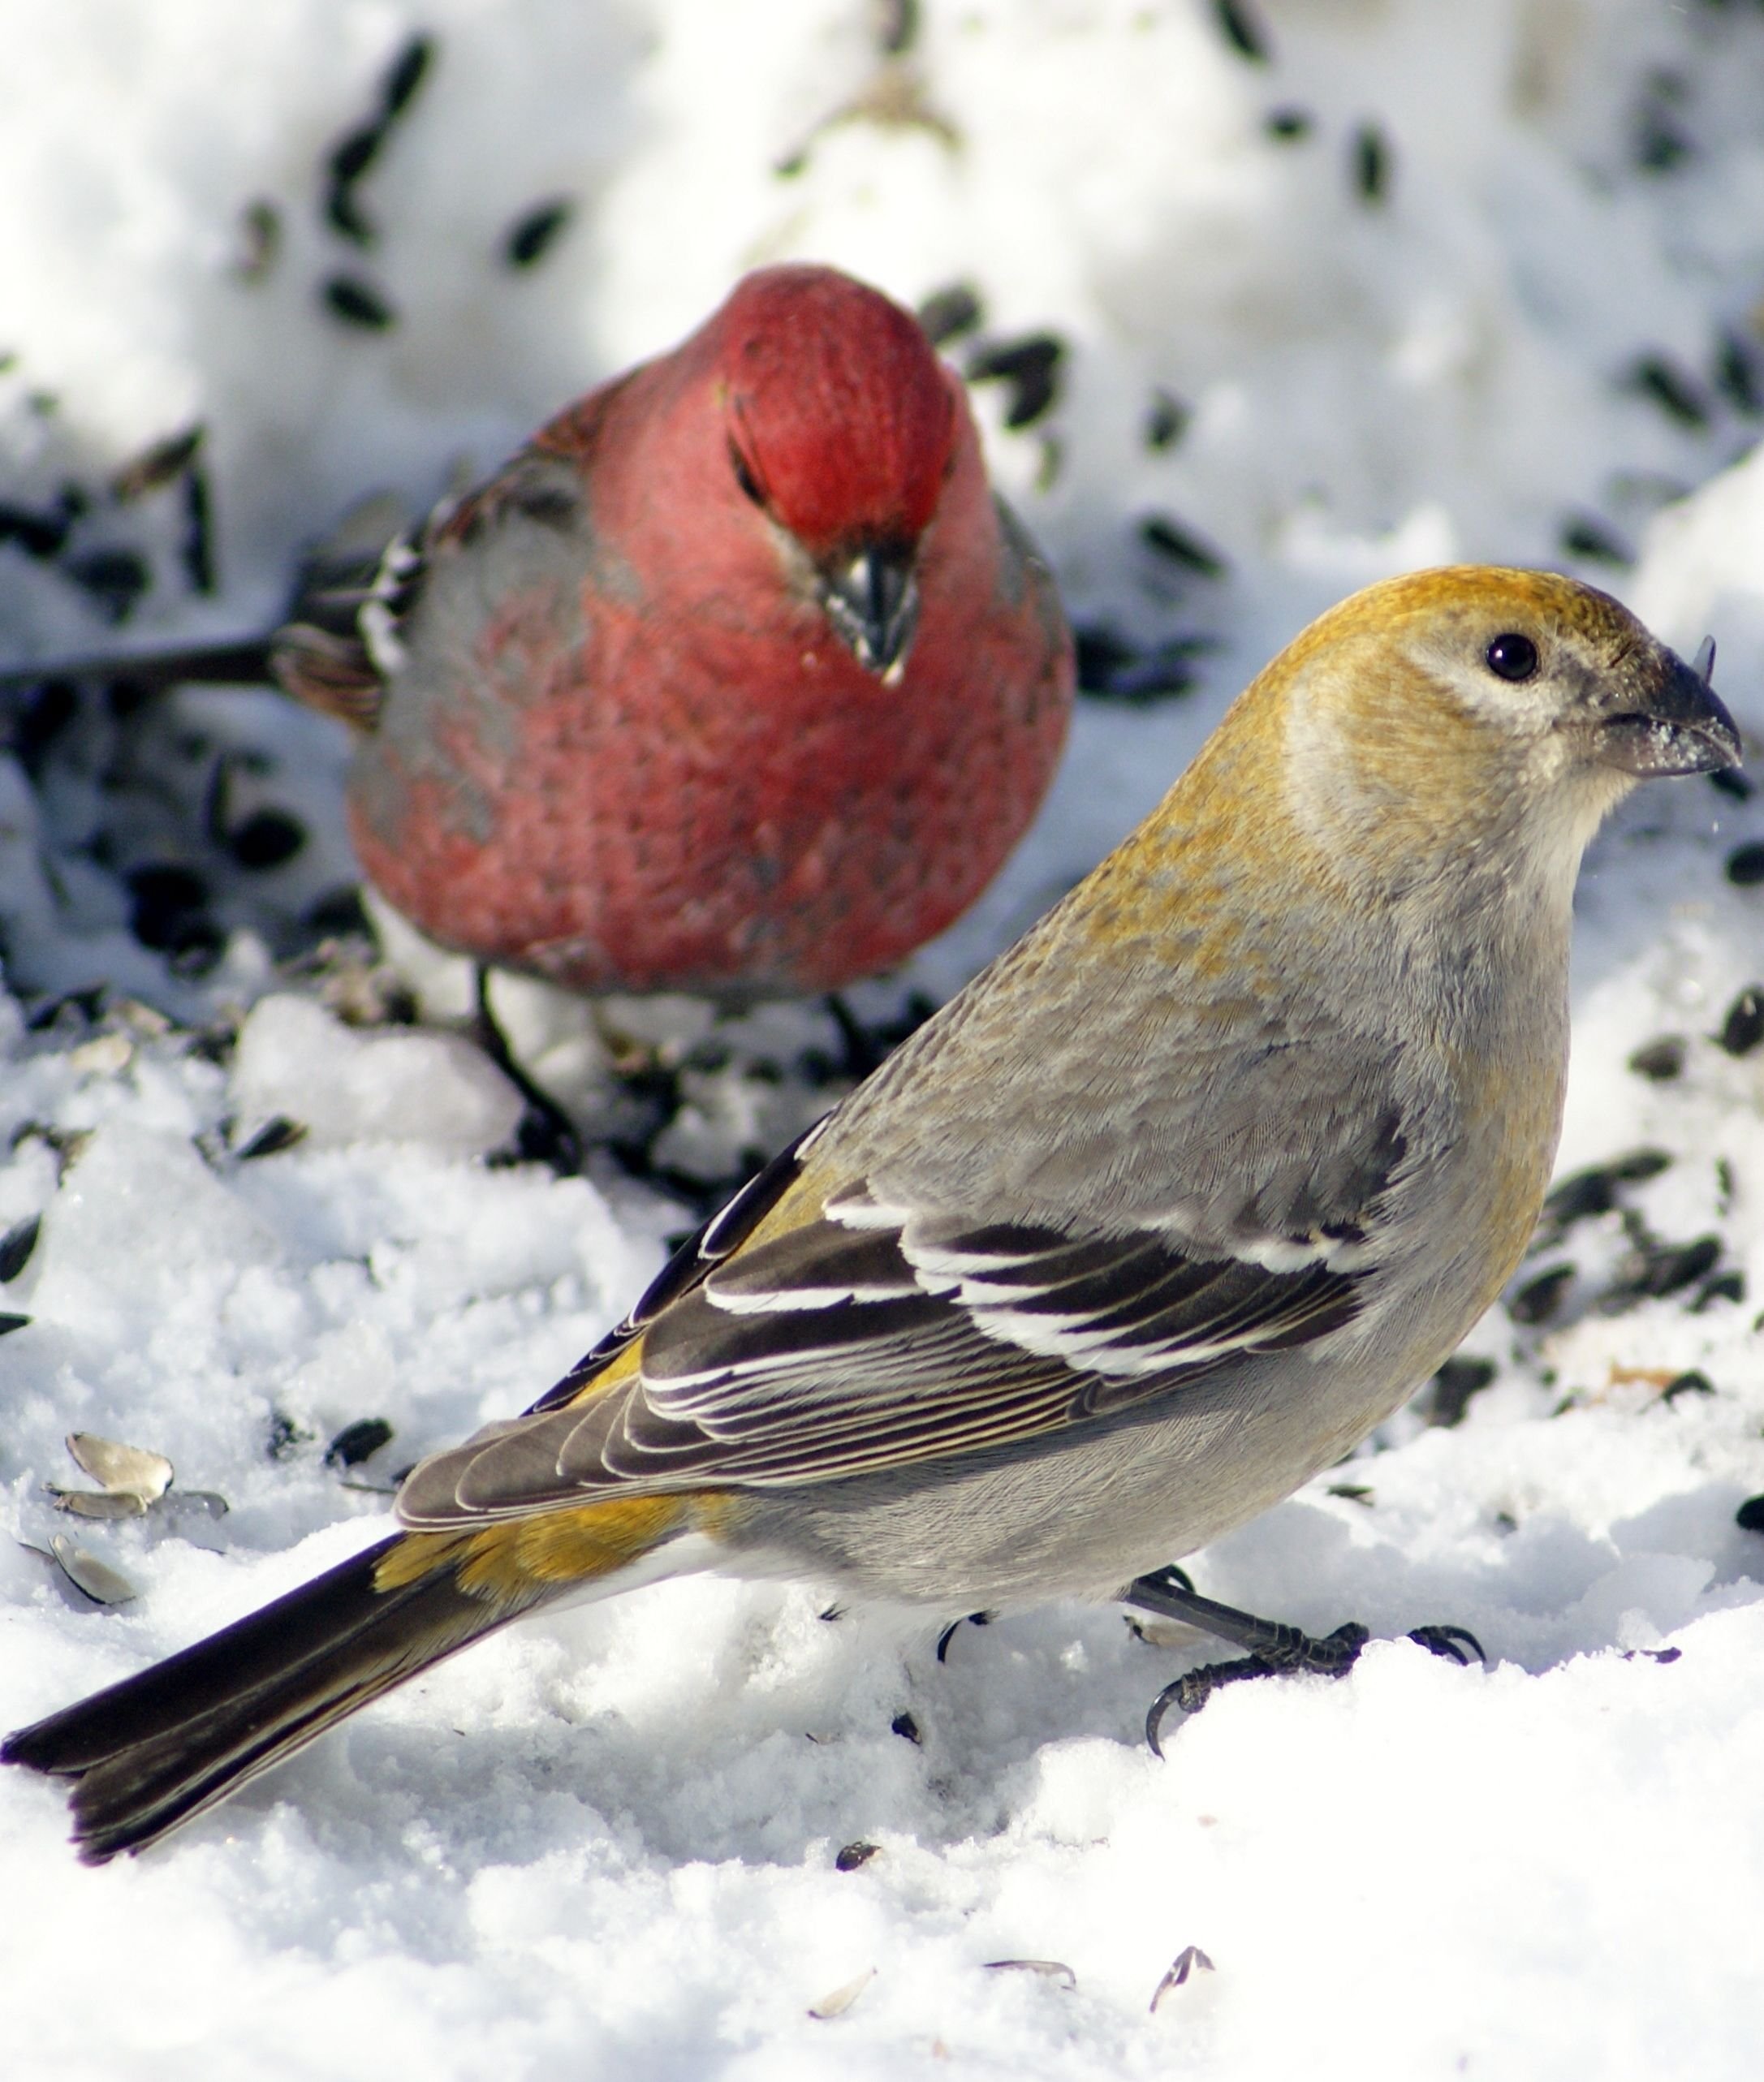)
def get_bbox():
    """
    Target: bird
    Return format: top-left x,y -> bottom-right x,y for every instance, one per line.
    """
4,567 -> 1738,1863
2,263 -> 1075,1001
